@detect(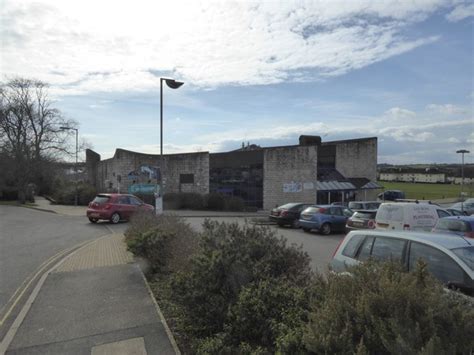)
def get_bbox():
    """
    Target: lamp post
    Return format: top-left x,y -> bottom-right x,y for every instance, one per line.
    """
60,126 -> 79,206
156,78 -> 184,215
456,149 -> 470,212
